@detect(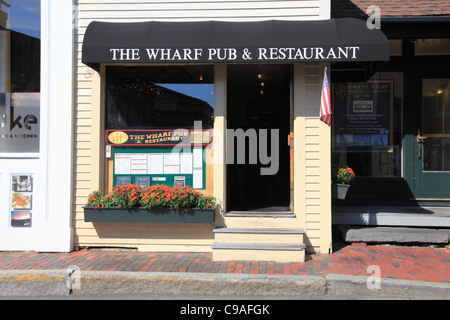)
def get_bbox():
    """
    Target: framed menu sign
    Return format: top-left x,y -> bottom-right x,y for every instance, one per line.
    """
113,148 -> 206,189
